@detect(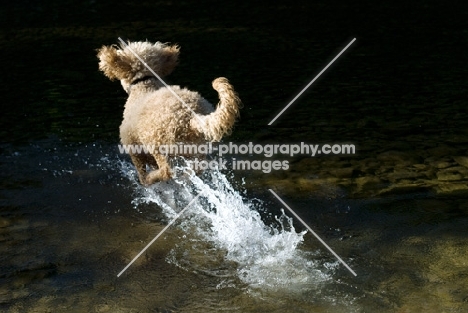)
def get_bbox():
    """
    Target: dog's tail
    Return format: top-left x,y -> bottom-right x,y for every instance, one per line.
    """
191,77 -> 242,141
